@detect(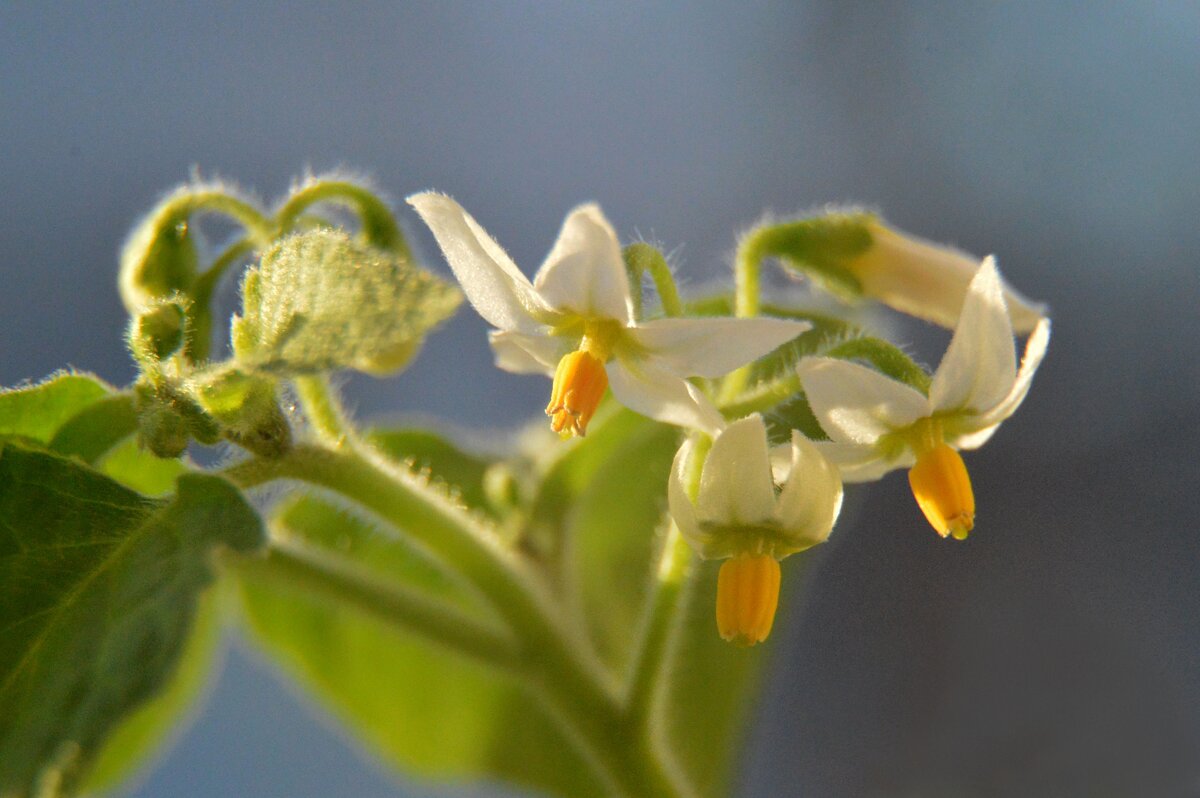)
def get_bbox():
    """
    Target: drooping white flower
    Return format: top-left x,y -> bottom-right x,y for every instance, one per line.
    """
667,414 -> 843,645
796,257 -> 1050,538
845,218 -> 1046,333
408,193 -> 809,437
